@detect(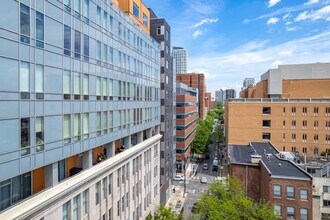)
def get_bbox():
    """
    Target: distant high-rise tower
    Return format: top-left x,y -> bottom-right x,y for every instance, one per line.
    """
173,47 -> 188,74
226,89 -> 236,99
243,78 -> 255,89
215,89 -> 226,103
